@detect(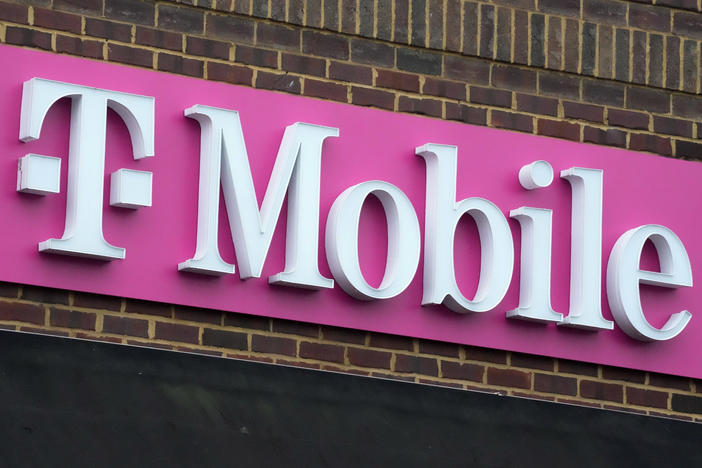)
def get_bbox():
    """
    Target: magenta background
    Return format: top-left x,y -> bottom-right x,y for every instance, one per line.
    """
2,45 -> 702,378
